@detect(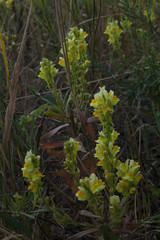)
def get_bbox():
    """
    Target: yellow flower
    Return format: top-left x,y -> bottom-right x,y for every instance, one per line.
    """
28,184 -> 35,190
59,58 -> 65,67
76,174 -> 105,202
104,19 -> 123,50
24,163 -> 31,168
76,187 -> 88,201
